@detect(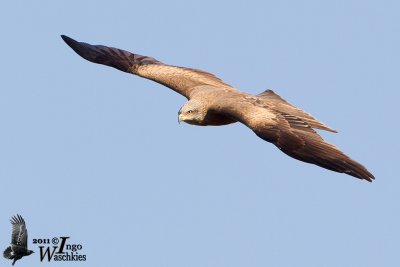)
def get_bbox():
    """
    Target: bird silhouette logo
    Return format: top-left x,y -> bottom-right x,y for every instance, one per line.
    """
3,215 -> 34,265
